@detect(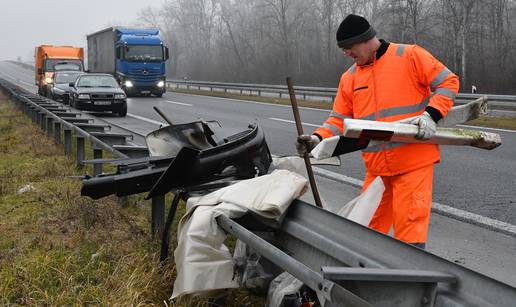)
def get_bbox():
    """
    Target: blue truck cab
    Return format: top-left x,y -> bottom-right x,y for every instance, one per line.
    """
87,27 -> 170,97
